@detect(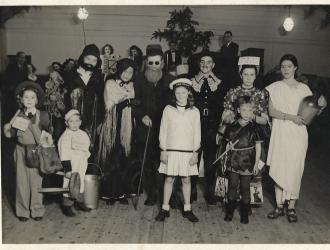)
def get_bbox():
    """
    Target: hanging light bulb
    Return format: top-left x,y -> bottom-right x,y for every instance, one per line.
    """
283,6 -> 294,32
77,7 -> 89,20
